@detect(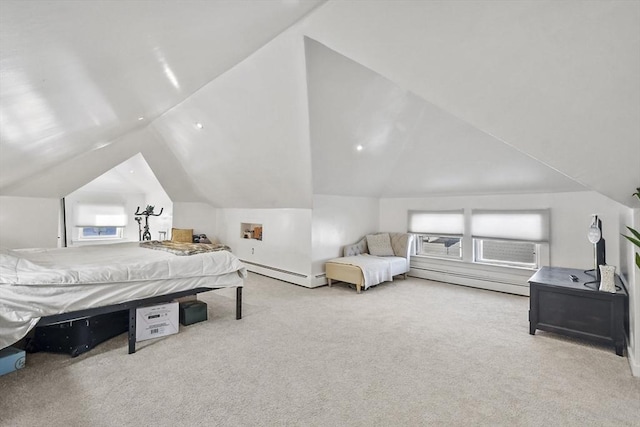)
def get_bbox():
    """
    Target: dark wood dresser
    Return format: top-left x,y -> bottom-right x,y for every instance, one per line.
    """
528,266 -> 628,356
